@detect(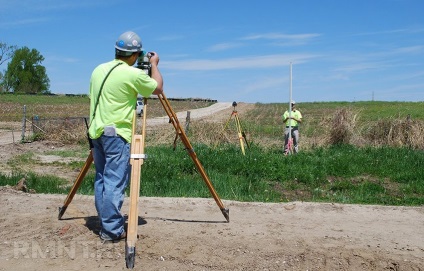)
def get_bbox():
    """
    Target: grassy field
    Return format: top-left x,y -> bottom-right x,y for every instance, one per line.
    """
3,94 -> 423,121
0,93 -> 214,121
1,94 -> 423,206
